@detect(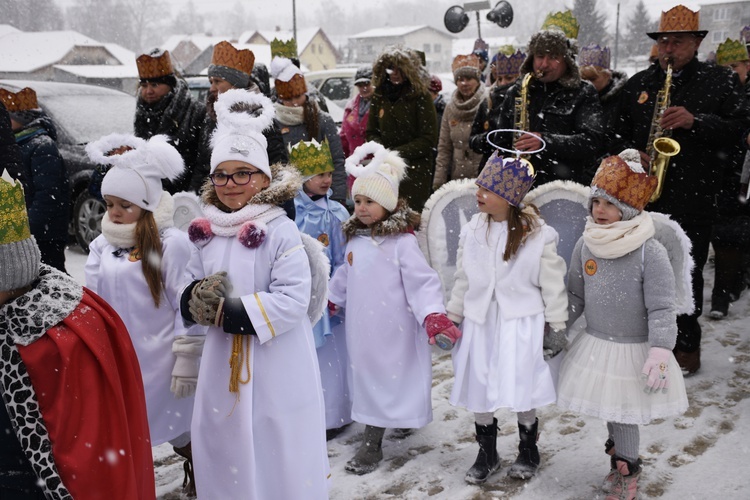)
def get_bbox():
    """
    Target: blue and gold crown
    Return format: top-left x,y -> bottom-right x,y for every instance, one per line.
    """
579,44 -> 611,69
476,152 -> 536,207
741,25 -> 750,43
495,50 -> 526,76
289,139 -> 334,178
541,11 -> 580,40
